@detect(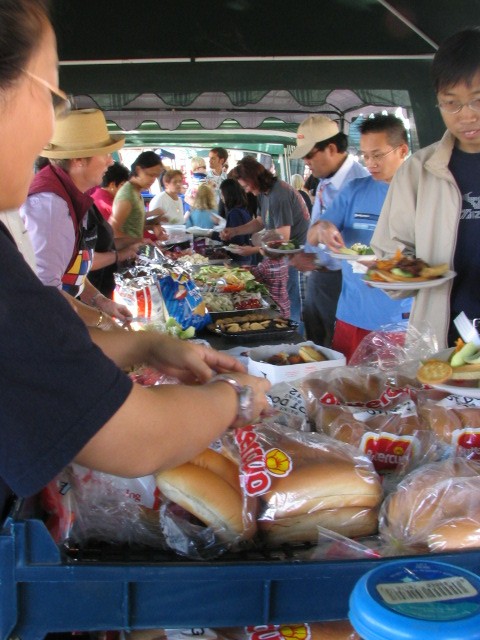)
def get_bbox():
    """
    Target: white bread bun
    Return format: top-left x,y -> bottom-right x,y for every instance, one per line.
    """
299,345 -> 327,363
156,462 -> 250,543
259,506 -> 379,545
382,459 -> 480,547
191,448 -> 240,492
427,518 -> 480,552
263,462 -> 382,519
